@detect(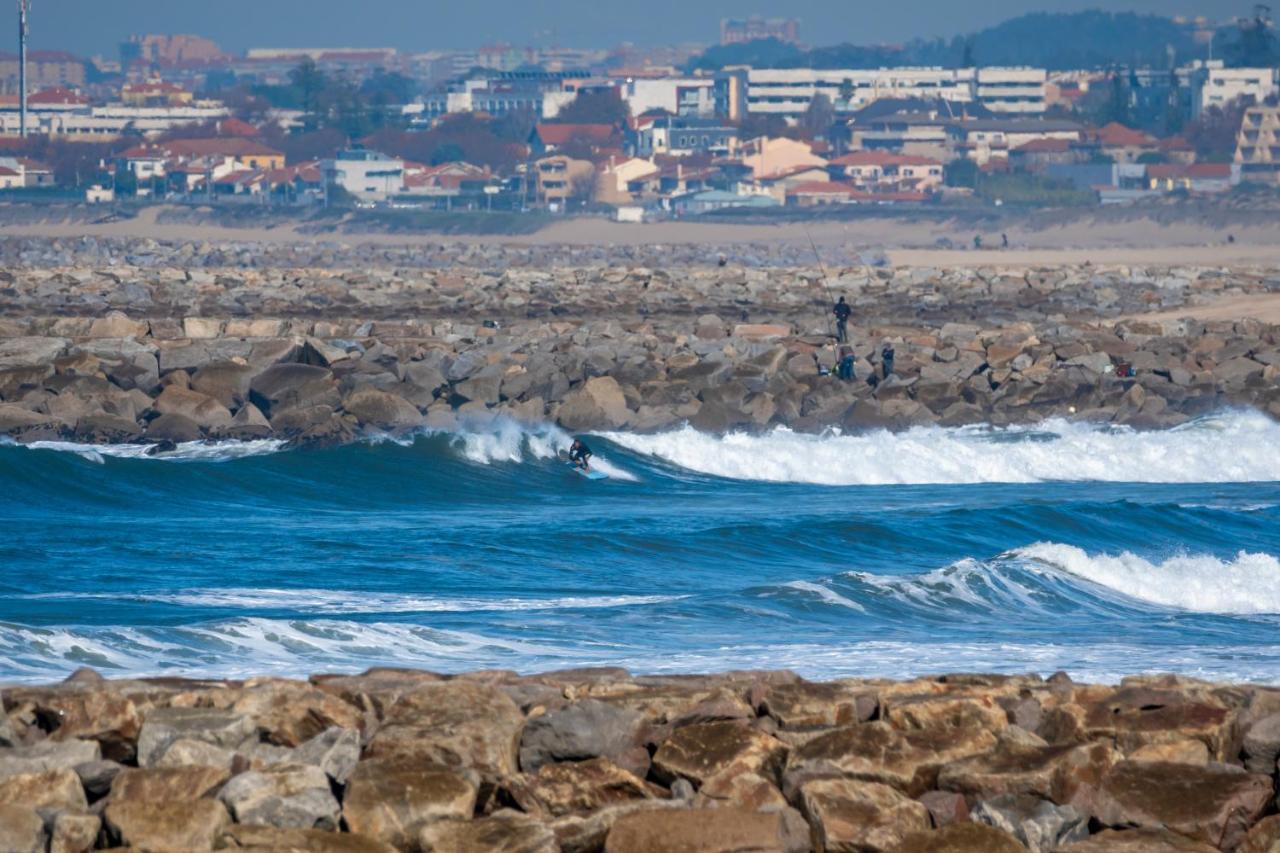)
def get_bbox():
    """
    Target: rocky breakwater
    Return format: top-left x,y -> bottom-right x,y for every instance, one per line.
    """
0,262 -> 1278,446
3,668 -> 1280,851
